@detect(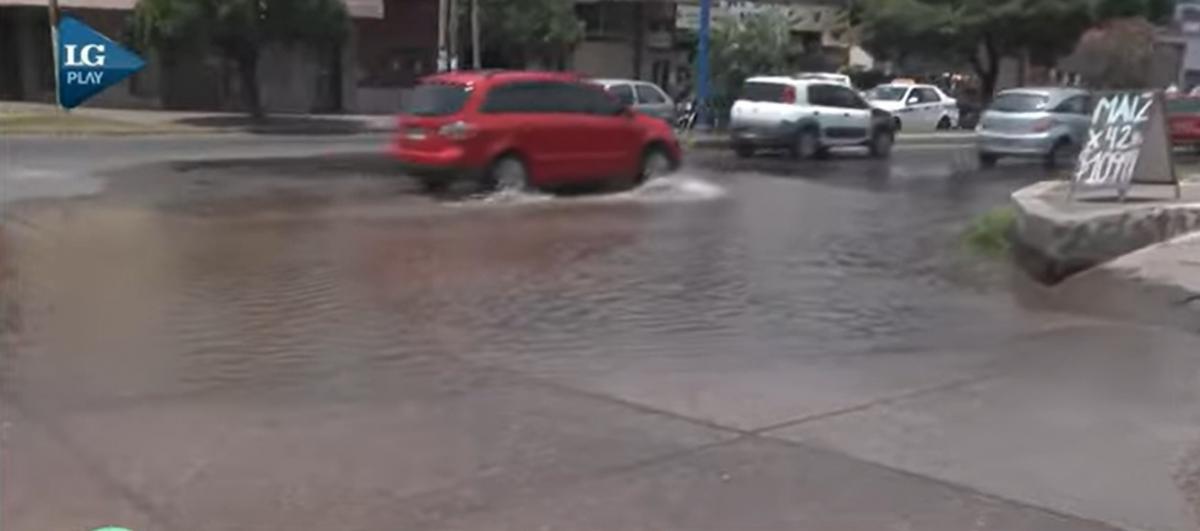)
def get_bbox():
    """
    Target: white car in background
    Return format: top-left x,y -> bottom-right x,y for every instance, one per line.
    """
867,83 -> 959,132
794,72 -> 853,87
